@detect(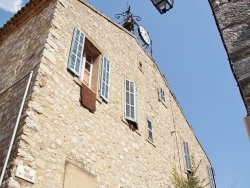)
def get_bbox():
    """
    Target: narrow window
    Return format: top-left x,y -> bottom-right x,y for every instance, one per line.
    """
100,56 -> 111,102
81,52 -> 93,87
159,88 -> 165,102
183,141 -> 192,172
147,119 -> 153,141
125,79 -> 137,123
207,166 -> 216,188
